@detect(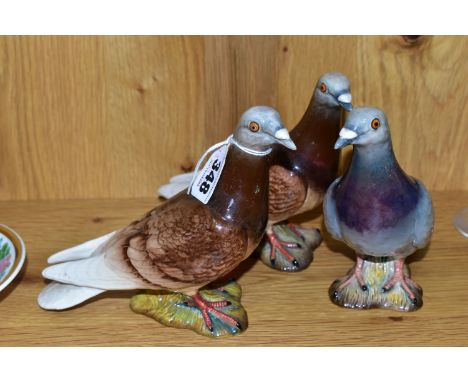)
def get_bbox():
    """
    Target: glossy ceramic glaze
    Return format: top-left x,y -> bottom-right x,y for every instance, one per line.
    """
131,280 -> 247,338
39,106 -> 295,338
324,107 -> 433,312
259,72 -> 351,272
273,103 -> 343,214
330,255 -> 423,311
